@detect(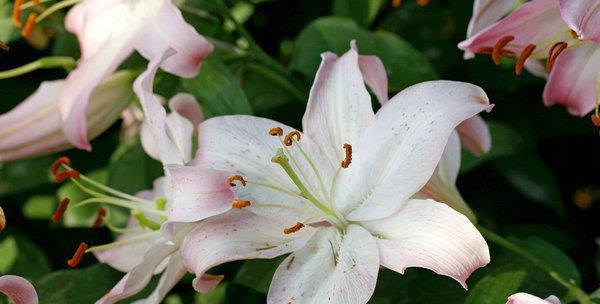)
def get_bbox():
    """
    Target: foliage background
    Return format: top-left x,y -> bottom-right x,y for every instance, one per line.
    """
0,0 -> 599,303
